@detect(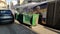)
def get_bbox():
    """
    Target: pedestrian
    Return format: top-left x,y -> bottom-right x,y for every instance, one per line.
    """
41,8 -> 47,24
